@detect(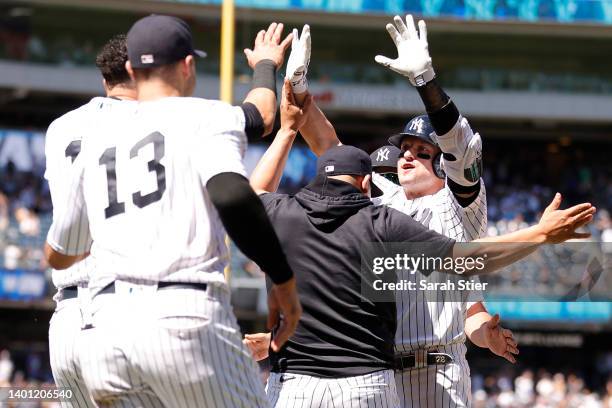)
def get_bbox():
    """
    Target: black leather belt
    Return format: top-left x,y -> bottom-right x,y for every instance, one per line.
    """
97,281 -> 208,295
62,286 -> 78,300
158,282 -> 208,291
395,352 -> 454,370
